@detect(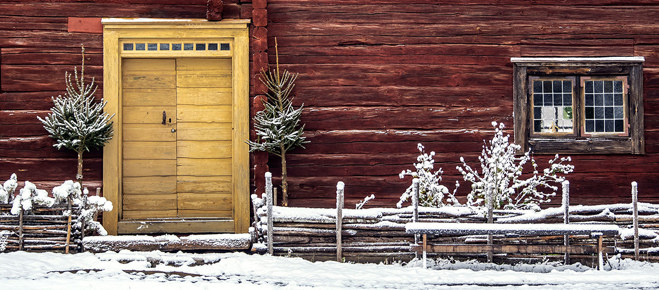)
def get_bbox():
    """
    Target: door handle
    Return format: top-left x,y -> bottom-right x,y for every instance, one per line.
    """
171,128 -> 176,133
162,111 -> 167,125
